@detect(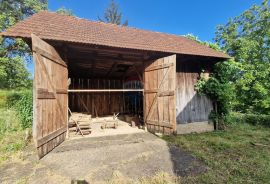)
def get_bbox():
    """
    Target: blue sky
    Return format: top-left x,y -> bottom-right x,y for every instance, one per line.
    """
27,0 -> 264,75
48,0 -> 264,41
